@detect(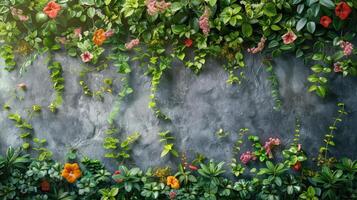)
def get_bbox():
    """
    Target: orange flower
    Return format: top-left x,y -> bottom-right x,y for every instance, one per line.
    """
93,29 -> 107,46
43,1 -> 61,19
61,163 -> 81,183
166,176 -> 180,189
